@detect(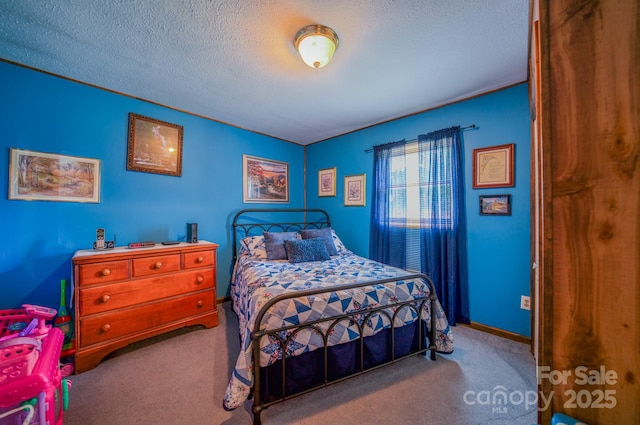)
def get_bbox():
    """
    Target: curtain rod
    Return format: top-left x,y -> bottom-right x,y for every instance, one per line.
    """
364,124 -> 477,153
